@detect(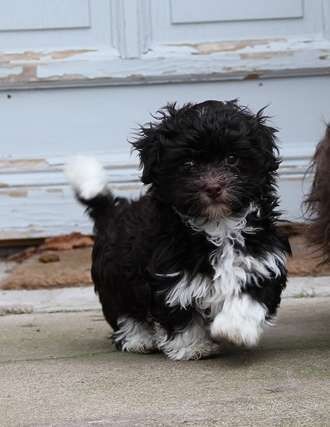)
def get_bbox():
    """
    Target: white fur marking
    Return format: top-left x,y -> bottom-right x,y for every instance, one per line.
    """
184,203 -> 259,247
65,155 -> 107,200
167,204 -> 286,321
113,316 -> 156,353
166,274 -> 210,310
210,295 -> 267,347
